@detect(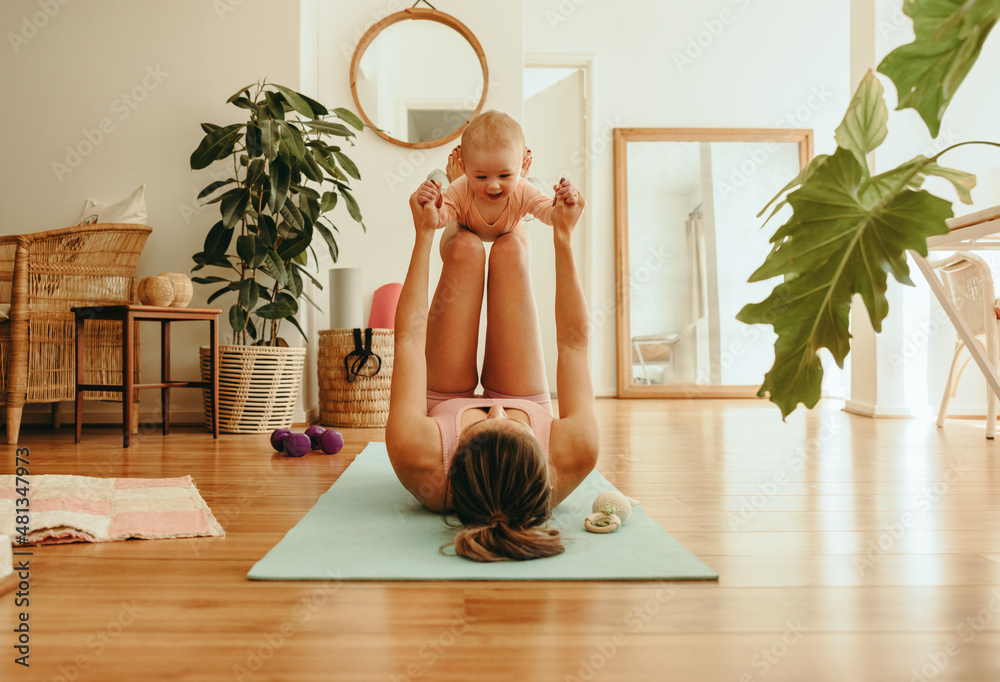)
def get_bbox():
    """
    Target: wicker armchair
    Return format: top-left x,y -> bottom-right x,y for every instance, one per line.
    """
0,224 -> 152,444
931,251 -> 1000,439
